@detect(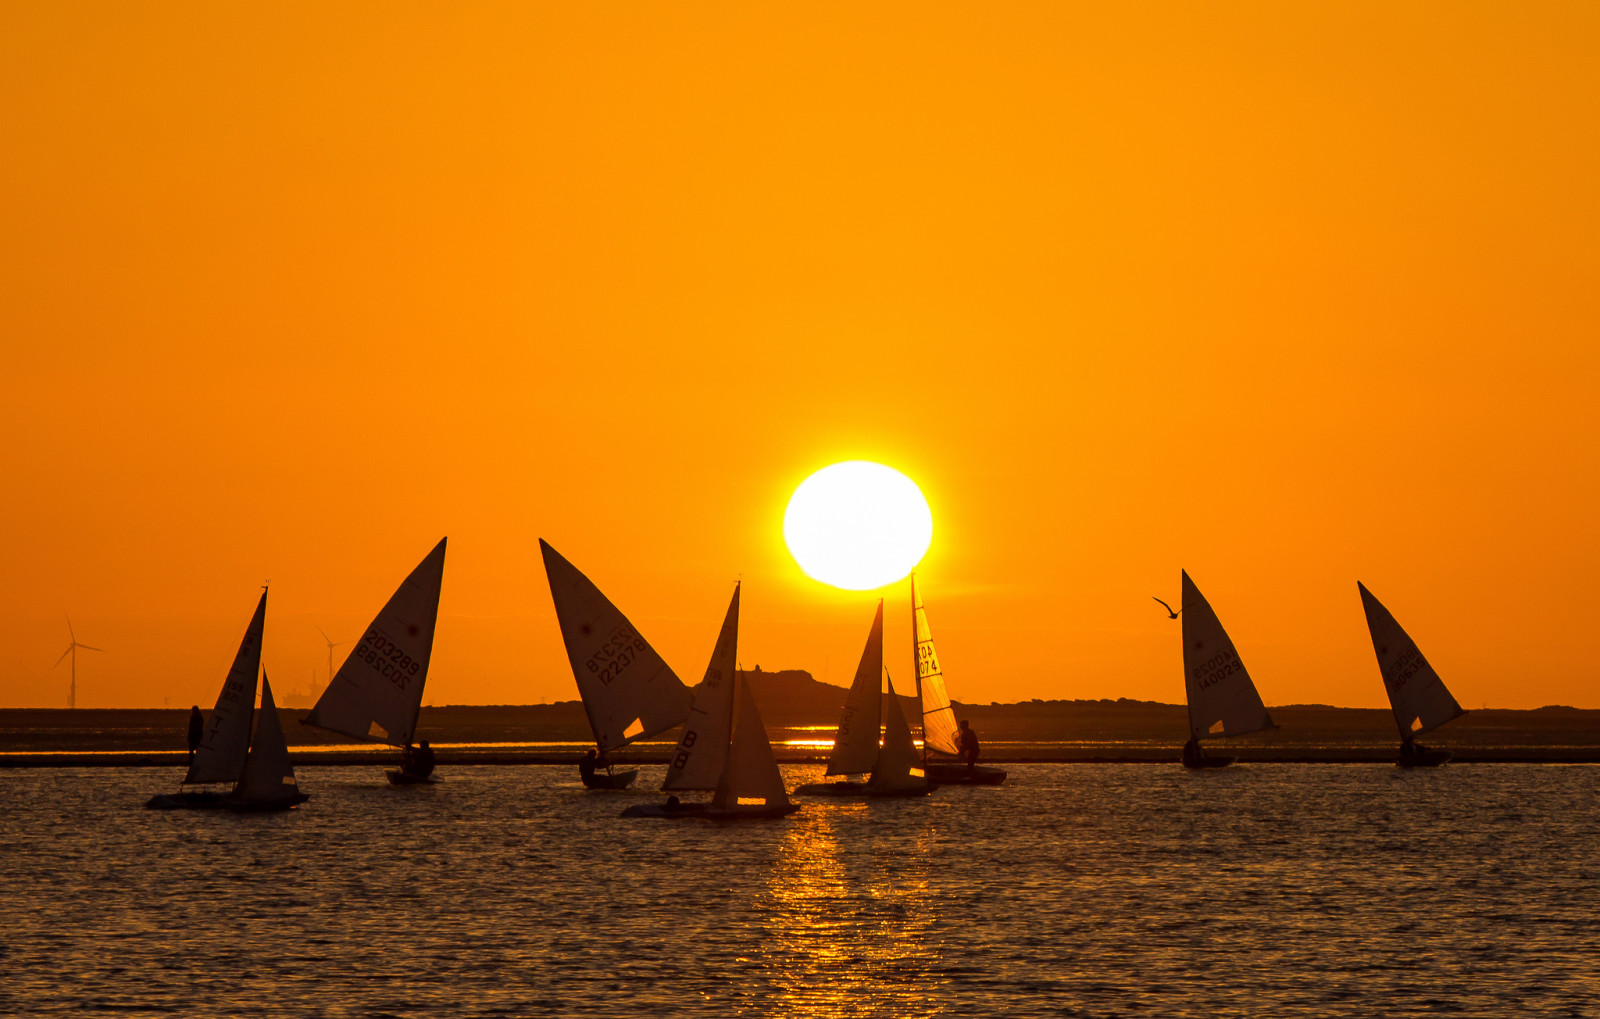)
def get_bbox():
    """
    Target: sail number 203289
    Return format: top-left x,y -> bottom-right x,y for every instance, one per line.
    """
356,628 -> 422,690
